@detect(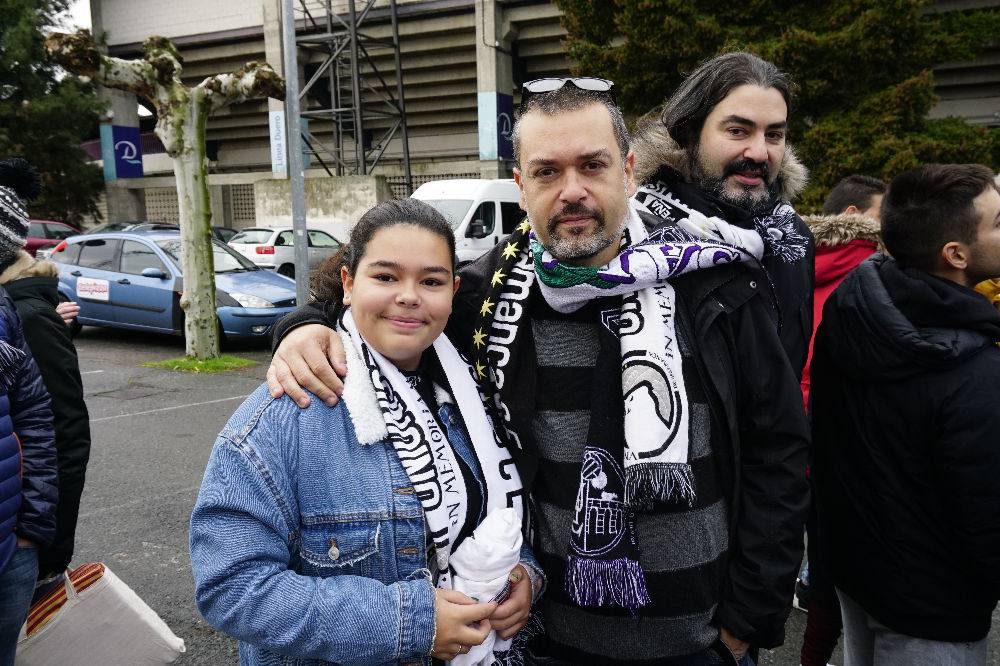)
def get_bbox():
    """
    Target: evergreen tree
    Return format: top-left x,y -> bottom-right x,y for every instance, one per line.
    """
554,0 -> 1000,209
1,0 -> 104,225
